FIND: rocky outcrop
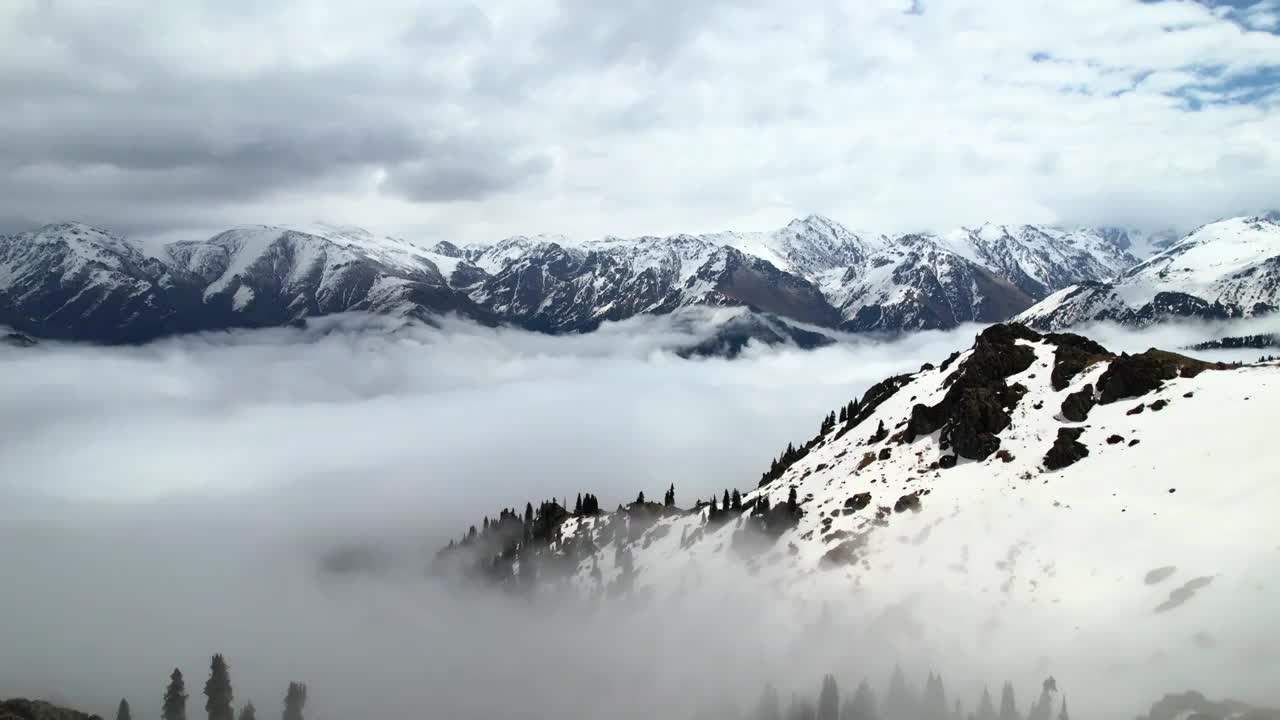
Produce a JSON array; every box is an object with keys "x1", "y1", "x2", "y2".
[
  {"x1": 1044, "y1": 427, "x2": 1089, "y2": 470},
  {"x1": 1060, "y1": 384, "x2": 1095, "y2": 422},
  {"x1": 1097, "y1": 350, "x2": 1228, "y2": 404},
  {"x1": 901, "y1": 324, "x2": 1037, "y2": 460},
  {"x1": 1045, "y1": 332, "x2": 1112, "y2": 390}
]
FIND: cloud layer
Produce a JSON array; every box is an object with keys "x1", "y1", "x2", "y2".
[
  {"x1": 1, "y1": 0, "x2": 1277, "y2": 242},
  {"x1": 2, "y1": 314, "x2": 1278, "y2": 719}
]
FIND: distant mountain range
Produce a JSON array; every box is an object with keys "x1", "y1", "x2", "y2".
[
  {"x1": 0, "y1": 214, "x2": 1272, "y2": 346},
  {"x1": 1016, "y1": 215, "x2": 1280, "y2": 330}
]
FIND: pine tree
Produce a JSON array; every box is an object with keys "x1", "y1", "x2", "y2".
[
  {"x1": 818, "y1": 674, "x2": 840, "y2": 720},
  {"x1": 204, "y1": 654, "x2": 234, "y2": 720},
  {"x1": 788, "y1": 486, "x2": 798, "y2": 510},
  {"x1": 163, "y1": 668, "x2": 188, "y2": 720},
  {"x1": 848, "y1": 679, "x2": 877, "y2": 720},
  {"x1": 885, "y1": 666, "x2": 913, "y2": 720},
  {"x1": 756, "y1": 683, "x2": 782, "y2": 720},
  {"x1": 636, "y1": 491, "x2": 645, "y2": 504},
  {"x1": 998, "y1": 682, "x2": 1020, "y2": 720},
  {"x1": 976, "y1": 687, "x2": 997, "y2": 720},
  {"x1": 731, "y1": 489, "x2": 742, "y2": 511},
  {"x1": 574, "y1": 493, "x2": 582, "y2": 515},
  {"x1": 722, "y1": 489, "x2": 730, "y2": 510},
  {"x1": 238, "y1": 704, "x2": 256, "y2": 720},
  {"x1": 282, "y1": 683, "x2": 306, "y2": 720},
  {"x1": 116, "y1": 699, "x2": 132, "y2": 720},
  {"x1": 839, "y1": 406, "x2": 848, "y2": 423},
  {"x1": 1028, "y1": 681, "x2": 1054, "y2": 720},
  {"x1": 665, "y1": 484, "x2": 676, "y2": 507}
]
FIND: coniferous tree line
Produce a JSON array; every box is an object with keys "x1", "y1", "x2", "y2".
[
  {"x1": 760, "y1": 396, "x2": 864, "y2": 488},
  {"x1": 748, "y1": 668, "x2": 1069, "y2": 720},
  {"x1": 135, "y1": 656, "x2": 306, "y2": 720}
]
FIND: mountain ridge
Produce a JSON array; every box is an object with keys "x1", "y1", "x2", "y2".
[
  {"x1": 432, "y1": 322, "x2": 1280, "y2": 709},
  {"x1": 1, "y1": 215, "x2": 1174, "y2": 344},
  {"x1": 1017, "y1": 216, "x2": 1280, "y2": 330}
]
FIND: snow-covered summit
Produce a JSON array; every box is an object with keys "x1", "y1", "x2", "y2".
[
  {"x1": 3, "y1": 214, "x2": 1267, "y2": 343},
  {"x1": 1016, "y1": 216, "x2": 1280, "y2": 330}
]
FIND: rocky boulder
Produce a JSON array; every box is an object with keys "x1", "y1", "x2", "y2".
[
  {"x1": 1044, "y1": 427, "x2": 1089, "y2": 470},
  {"x1": 1060, "y1": 383, "x2": 1096, "y2": 422}
]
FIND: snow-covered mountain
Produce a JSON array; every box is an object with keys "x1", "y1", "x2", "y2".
[
  {"x1": 1017, "y1": 217, "x2": 1280, "y2": 330},
  {"x1": 436, "y1": 323, "x2": 1280, "y2": 708},
  {"x1": 0, "y1": 215, "x2": 1177, "y2": 343}
]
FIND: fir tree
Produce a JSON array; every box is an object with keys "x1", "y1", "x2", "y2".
[
  {"x1": 636, "y1": 491, "x2": 645, "y2": 504},
  {"x1": 756, "y1": 683, "x2": 782, "y2": 720},
  {"x1": 204, "y1": 654, "x2": 234, "y2": 720},
  {"x1": 847, "y1": 679, "x2": 877, "y2": 720},
  {"x1": 998, "y1": 682, "x2": 1020, "y2": 720},
  {"x1": 238, "y1": 704, "x2": 256, "y2": 720},
  {"x1": 665, "y1": 484, "x2": 676, "y2": 507},
  {"x1": 723, "y1": 489, "x2": 730, "y2": 510},
  {"x1": 885, "y1": 666, "x2": 914, "y2": 720},
  {"x1": 839, "y1": 406, "x2": 848, "y2": 423},
  {"x1": 731, "y1": 489, "x2": 742, "y2": 511},
  {"x1": 282, "y1": 683, "x2": 306, "y2": 720},
  {"x1": 1028, "y1": 681, "x2": 1055, "y2": 720},
  {"x1": 818, "y1": 674, "x2": 840, "y2": 720},
  {"x1": 976, "y1": 687, "x2": 997, "y2": 720},
  {"x1": 116, "y1": 699, "x2": 132, "y2": 720},
  {"x1": 788, "y1": 486, "x2": 798, "y2": 510},
  {"x1": 574, "y1": 493, "x2": 582, "y2": 515},
  {"x1": 163, "y1": 668, "x2": 188, "y2": 720},
  {"x1": 923, "y1": 672, "x2": 948, "y2": 720}
]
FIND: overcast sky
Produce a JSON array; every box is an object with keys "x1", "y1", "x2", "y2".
[{"x1": 1, "y1": 0, "x2": 1279, "y2": 243}]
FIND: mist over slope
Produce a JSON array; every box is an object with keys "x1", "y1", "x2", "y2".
[{"x1": 3, "y1": 315, "x2": 1278, "y2": 720}]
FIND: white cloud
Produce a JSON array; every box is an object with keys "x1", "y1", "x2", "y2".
[
  {"x1": 1, "y1": 2, "x2": 1279, "y2": 241},
  {"x1": 2, "y1": 314, "x2": 1277, "y2": 719}
]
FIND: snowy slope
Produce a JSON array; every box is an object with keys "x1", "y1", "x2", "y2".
[
  {"x1": 1017, "y1": 217, "x2": 1280, "y2": 330},
  {"x1": 438, "y1": 324, "x2": 1280, "y2": 712}
]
